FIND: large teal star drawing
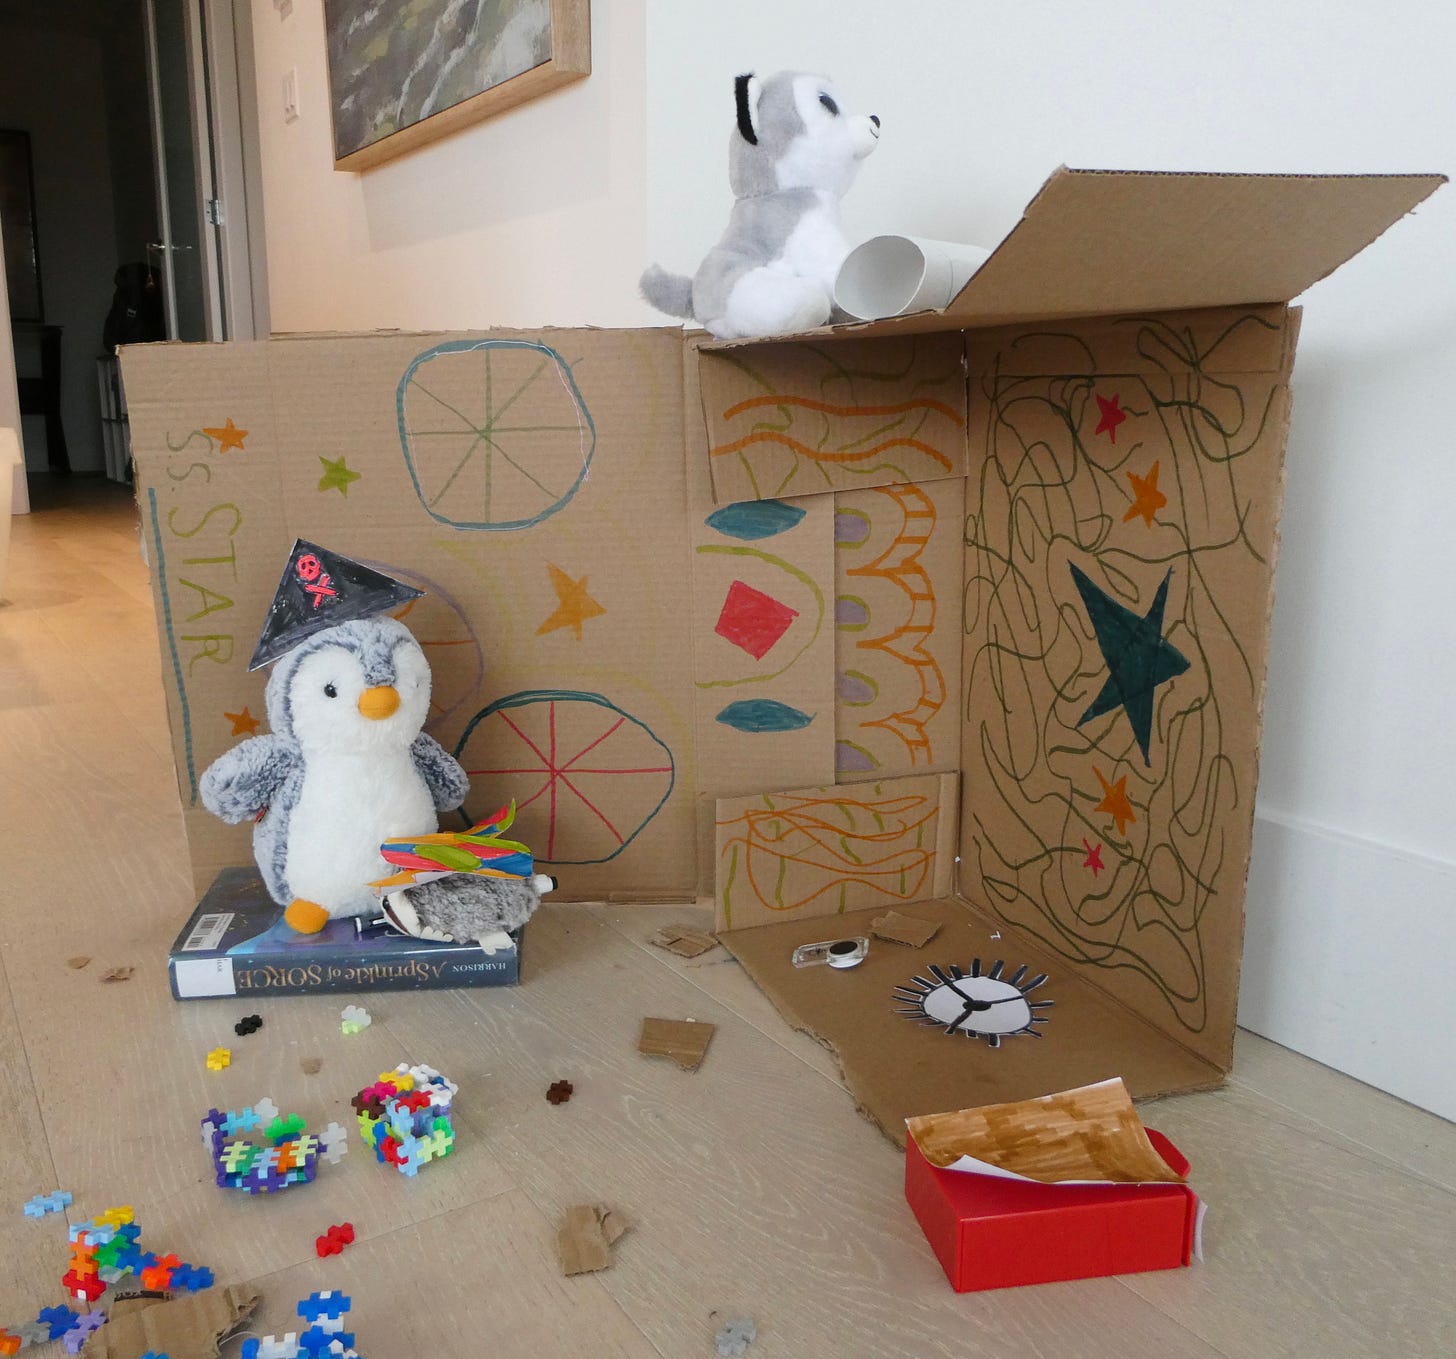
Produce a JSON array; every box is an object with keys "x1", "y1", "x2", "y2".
[
  {"x1": 318, "y1": 455, "x2": 361, "y2": 495},
  {"x1": 1070, "y1": 562, "x2": 1190, "y2": 765}
]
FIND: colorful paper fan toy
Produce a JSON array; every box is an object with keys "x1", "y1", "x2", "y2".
[{"x1": 371, "y1": 803, "x2": 533, "y2": 892}]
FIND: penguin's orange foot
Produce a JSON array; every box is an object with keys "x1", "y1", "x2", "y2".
[{"x1": 284, "y1": 898, "x2": 330, "y2": 934}]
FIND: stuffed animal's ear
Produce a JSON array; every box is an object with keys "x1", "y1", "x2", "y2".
[{"x1": 734, "y1": 73, "x2": 762, "y2": 145}]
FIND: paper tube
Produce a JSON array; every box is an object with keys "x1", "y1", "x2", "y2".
[{"x1": 835, "y1": 235, "x2": 992, "y2": 321}]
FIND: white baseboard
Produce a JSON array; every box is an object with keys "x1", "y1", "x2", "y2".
[{"x1": 1239, "y1": 809, "x2": 1456, "y2": 1121}]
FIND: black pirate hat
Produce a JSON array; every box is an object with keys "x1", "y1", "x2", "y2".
[{"x1": 248, "y1": 539, "x2": 424, "y2": 670}]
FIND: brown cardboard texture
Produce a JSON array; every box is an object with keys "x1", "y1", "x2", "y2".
[
  {"x1": 905, "y1": 1078, "x2": 1184, "y2": 1183},
  {"x1": 122, "y1": 168, "x2": 1437, "y2": 1131},
  {"x1": 93, "y1": 1285, "x2": 260, "y2": 1359}
]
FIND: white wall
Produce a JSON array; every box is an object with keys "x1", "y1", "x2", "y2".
[
  {"x1": 249, "y1": 0, "x2": 651, "y2": 331},
  {"x1": 252, "y1": 0, "x2": 1455, "y2": 1117}
]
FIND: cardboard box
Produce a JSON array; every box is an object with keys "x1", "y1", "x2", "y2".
[
  {"x1": 122, "y1": 168, "x2": 1442, "y2": 1124},
  {"x1": 167, "y1": 866, "x2": 521, "y2": 999},
  {"x1": 904, "y1": 1127, "x2": 1197, "y2": 1292}
]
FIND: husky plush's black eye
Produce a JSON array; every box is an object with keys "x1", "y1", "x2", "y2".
[
  {"x1": 324, "y1": 683, "x2": 337, "y2": 698},
  {"x1": 819, "y1": 93, "x2": 839, "y2": 116}
]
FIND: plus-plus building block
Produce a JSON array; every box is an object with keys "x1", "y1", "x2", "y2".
[
  {"x1": 38, "y1": 1308, "x2": 79, "y2": 1341},
  {"x1": 61, "y1": 1311, "x2": 106, "y2": 1354},
  {"x1": 23, "y1": 1189, "x2": 72, "y2": 1217},
  {"x1": 235, "y1": 1014, "x2": 263, "y2": 1036},
  {"x1": 0, "y1": 1328, "x2": 21, "y2": 1356},
  {"x1": 319, "y1": 1122, "x2": 349, "y2": 1165},
  {"x1": 205, "y1": 1047, "x2": 232, "y2": 1071}
]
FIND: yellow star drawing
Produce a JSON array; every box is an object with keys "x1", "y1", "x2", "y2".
[
  {"x1": 202, "y1": 417, "x2": 248, "y2": 453},
  {"x1": 318, "y1": 455, "x2": 361, "y2": 495},
  {"x1": 536, "y1": 563, "x2": 606, "y2": 640},
  {"x1": 1093, "y1": 767, "x2": 1137, "y2": 837},
  {"x1": 225, "y1": 707, "x2": 261, "y2": 736},
  {"x1": 1123, "y1": 460, "x2": 1168, "y2": 528}
]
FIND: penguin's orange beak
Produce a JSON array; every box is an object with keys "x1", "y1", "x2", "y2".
[{"x1": 358, "y1": 685, "x2": 400, "y2": 721}]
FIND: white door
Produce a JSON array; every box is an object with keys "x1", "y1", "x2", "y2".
[{"x1": 144, "y1": 0, "x2": 267, "y2": 341}]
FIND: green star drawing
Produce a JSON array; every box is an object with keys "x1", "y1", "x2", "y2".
[
  {"x1": 1070, "y1": 562, "x2": 1190, "y2": 765},
  {"x1": 318, "y1": 455, "x2": 361, "y2": 496}
]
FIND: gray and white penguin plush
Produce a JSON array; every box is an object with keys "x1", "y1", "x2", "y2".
[
  {"x1": 199, "y1": 615, "x2": 545, "y2": 942},
  {"x1": 640, "y1": 70, "x2": 879, "y2": 339}
]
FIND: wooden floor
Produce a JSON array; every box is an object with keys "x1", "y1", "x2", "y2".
[{"x1": 2, "y1": 478, "x2": 1453, "y2": 1357}]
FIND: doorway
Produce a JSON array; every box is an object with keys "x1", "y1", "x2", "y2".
[{"x1": 0, "y1": 0, "x2": 267, "y2": 508}]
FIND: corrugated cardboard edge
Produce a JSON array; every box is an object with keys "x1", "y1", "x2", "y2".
[{"x1": 93, "y1": 1284, "x2": 260, "y2": 1359}]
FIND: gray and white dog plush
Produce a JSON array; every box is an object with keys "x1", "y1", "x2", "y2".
[
  {"x1": 640, "y1": 70, "x2": 880, "y2": 339},
  {"x1": 198, "y1": 615, "x2": 544, "y2": 942}
]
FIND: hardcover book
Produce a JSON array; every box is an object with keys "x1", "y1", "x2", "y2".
[{"x1": 167, "y1": 867, "x2": 522, "y2": 1000}]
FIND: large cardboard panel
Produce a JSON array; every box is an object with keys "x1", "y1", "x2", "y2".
[
  {"x1": 714, "y1": 773, "x2": 958, "y2": 931},
  {"x1": 957, "y1": 305, "x2": 1295, "y2": 1070},
  {"x1": 703, "y1": 169, "x2": 1446, "y2": 344},
  {"x1": 683, "y1": 339, "x2": 837, "y2": 894},
  {"x1": 717, "y1": 898, "x2": 1224, "y2": 1145},
  {"x1": 833, "y1": 477, "x2": 965, "y2": 781},
  {"x1": 124, "y1": 328, "x2": 700, "y2": 901},
  {"x1": 697, "y1": 334, "x2": 966, "y2": 503}
]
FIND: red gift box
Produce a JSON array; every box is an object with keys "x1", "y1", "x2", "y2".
[{"x1": 905, "y1": 1127, "x2": 1199, "y2": 1292}]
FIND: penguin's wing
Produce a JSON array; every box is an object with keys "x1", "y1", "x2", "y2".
[
  {"x1": 410, "y1": 732, "x2": 470, "y2": 812},
  {"x1": 199, "y1": 735, "x2": 302, "y2": 824}
]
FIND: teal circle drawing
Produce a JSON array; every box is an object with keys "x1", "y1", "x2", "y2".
[
  {"x1": 397, "y1": 339, "x2": 595, "y2": 531},
  {"x1": 454, "y1": 690, "x2": 675, "y2": 865}
]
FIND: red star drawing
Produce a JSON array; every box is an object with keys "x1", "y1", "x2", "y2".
[
  {"x1": 1082, "y1": 838, "x2": 1105, "y2": 876},
  {"x1": 1094, "y1": 393, "x2": 1127, "y2": 443}
]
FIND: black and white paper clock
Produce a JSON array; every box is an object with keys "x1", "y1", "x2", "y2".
[{"x1": 894, "y1": 960, "x2": 1052, "y2": 1048}]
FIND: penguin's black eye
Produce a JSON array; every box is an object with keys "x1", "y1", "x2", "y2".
[
  {"x1": 819, "y1": 93, "x2": 839, "y2": 116},
  {"x1": 324, "y1": 683, "x2": 338, "y2": 698}
]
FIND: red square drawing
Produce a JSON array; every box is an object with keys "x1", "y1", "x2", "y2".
[{"x1": 714, "y1": 580, "x2": 799, "y2": 660}]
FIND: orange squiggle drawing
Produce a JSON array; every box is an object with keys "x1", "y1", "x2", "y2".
[
  {"x1": 708, "y1": 431, "x2": 954, "y2": 470},
  {"x1": 847, "y1": 485, "x2": 947, "y2": 764},
  {"x1": 718, "y1": 789, "x2": 940, "y2": 916},
  {"x1": 721, "y1": 394, "x2": 967, "y2": 424}
]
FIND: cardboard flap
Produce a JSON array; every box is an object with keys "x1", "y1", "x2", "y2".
[
  {"x1": 935, "y1": 167, "x2": 1444, "y2": 325},
  {"x1": 704, "y1": 167, "x2": 1444, "y2": 344}
]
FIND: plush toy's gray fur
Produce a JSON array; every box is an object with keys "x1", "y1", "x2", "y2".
[
  {"x1": 199, "y1": 617, "x2": 466, "y2": 909},
  {"x1": 640, "y1": 70, "x2": 879, "y2": 339},
  {"x1": 384, "y1": 874, "x2": 544, "y2": 943}
]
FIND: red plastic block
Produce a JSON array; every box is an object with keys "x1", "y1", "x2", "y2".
[{"x1": 905, "y1": 1128, "x2": 1198, "y2": 1292}]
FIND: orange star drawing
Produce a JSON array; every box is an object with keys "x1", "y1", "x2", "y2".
[
  {"x1": 536, "y1": 564, "x2": 606, "y2": 640},
  {"x1": 1093, "y1": 767, "x2": 1137, "y2": 837},
  {"x1": 225, "y1": 707, "x2": 261, "y2": 736},
  {"x1": 203, "y1": 418, "x2": 248, "y2": 453},
  {"x1": 1093, "y1": 393, "x2": 1127, "y2": 443},
  {"x1": 1123, "y1": 460, "x2": 1168, "y2": 529}
]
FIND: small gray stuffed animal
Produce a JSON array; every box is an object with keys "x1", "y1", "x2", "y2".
[{"x1": 640, "y1": 70, "x2": 879, "y2": 339}]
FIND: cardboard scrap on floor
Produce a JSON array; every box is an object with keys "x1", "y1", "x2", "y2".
[
  {"x1": 91, "y1": 1285, "x2": 259, "y2": 1359},
  {"x1": 638, "y1": 1017, "x2": 716, "y2": 1072},
  {"x1": 67, "y1": 956, "x2": 90, "y2": 970},
  {"x1": 905, "y1": 1077, "x2": 1185, "y2": 1184},
  {"x1": 101, "y1": 966, "x2": 135, "y2": 983},
  {"x1": 300, "y1": 1056, "x2": 322, "y2": 1075},
  {"x1": 556, "y1": 1204, "x2": 629, "y2": 1276},
  {"x1": 869, "y1": 910, "x2": 942, "y2": 948},
  {"x1": 649, "y1": 924, "x2": 719, "y2": 958}
]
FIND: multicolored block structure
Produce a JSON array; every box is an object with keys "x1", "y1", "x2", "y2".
[
  {"x1": 61, "y1": 1206, "x2": 213, "y2": 1303},
  {"x1": 203, "y1": 1104, "x2": 320, "y2": 1194},
  {"x1": 351, "y1": 1064, "x2": 457, "y2": 1177},
  {"x1": 241, "y1": 1290, "x2": 360, "y2": 1359}
]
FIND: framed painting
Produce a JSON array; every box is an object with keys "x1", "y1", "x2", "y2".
[
  {"x1": 324, "y1": 0, "x2": 591, "y2": 172},
  {"x1": 0, "y1": 129, "x2": 43, "y2": 322}
]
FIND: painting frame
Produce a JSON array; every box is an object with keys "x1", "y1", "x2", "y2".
[{"x1": 325, "y1": 0, "x2": 591, "y2": 173}]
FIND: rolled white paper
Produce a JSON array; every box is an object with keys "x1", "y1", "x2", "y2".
[{"x1": 834, "y1": 235, "x2": 992, "y2": 321}]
